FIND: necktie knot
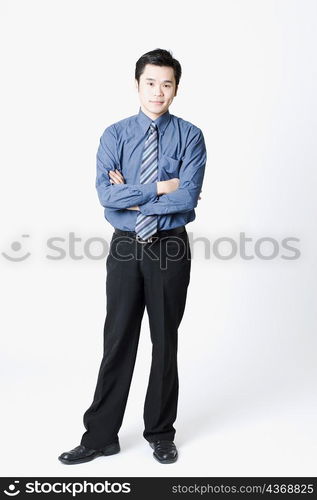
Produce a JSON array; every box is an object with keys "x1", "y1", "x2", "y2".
[{"x1": 149, "y1": 122, "x2": 157, "y2": 135}]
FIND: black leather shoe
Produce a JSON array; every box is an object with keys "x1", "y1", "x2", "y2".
[
  {"x1": 149, "y1": 440, "x2": 178, "y2": 464},
  {"x1": 58, "y1": 442, "x2": 120, "y2": 465}
]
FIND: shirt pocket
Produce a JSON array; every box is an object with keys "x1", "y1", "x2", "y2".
[{"x1": 160, "y1": 155, "x2": 182, "y2": 177}]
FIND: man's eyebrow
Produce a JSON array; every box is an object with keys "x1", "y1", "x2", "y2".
[{"x1": 145, "y1": 78, "x2": 173, "y2": 83}]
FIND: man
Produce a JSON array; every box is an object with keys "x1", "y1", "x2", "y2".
[{"x1": 59, "y1": 48, "x2": 206, "y2": 465}]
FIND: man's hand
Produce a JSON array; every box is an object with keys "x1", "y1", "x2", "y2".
[
  {"x1": 127, "y1": 179, "x2": 185, "y2": 210},
  {"x1": 109, "y1": 169, "x2": 125, "y2": 184},
  {"x1": 127, "y1": 178, "x2": 182, "y2": 210},
  {"x1": 156, "y1": 178, "x2": 180, "y2": 195}
]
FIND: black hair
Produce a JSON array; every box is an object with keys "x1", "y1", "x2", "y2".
[{"x1": 135, "y1": 48, "x2": 182, "y2": 87}]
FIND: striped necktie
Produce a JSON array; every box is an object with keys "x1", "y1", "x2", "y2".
[{"x1": 135, "y1": 122, "x2": 158, "y2": 240}]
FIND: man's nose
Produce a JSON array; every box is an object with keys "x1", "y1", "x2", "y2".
[{"x1": 154, "y1": 86, "x2": 163, "y2": 95}]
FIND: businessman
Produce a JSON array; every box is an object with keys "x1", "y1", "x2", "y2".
[{"x1": 59, "y1": 48, "x2": 206, "y2": 465}]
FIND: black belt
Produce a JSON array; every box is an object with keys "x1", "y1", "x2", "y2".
[{"x1": 114, "y1": 225, "x2": 186, "y2": 243}]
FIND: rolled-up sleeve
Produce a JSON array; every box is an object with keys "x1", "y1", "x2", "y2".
[
  {"x1": 96, "y1": 125, "x2": 158, "y2": 209},
  {"x1": 138, "y1": 128, "x2": 207, "y2": 215}
]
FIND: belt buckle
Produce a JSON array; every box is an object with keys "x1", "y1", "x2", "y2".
[{"x1": 136, "y1": 235, "x2": 153, "y2": 244}]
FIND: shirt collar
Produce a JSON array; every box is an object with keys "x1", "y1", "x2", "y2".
[{"x1": 137, "y1": 107, "x2": 171, "y2": 135}]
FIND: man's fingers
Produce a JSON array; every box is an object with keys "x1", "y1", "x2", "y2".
[
  {"x1": 109, "y1": 169, "x2": 124, "y2": 184},
  {"x1": 109, "y1": 171, "x2": 122, "y2": 180},
  {"x1": 109, "y1": 169, "x2": 122, "y2": 175},
  {"x1": 115, "y1": 169, "x2": 124, "y2": 179}
]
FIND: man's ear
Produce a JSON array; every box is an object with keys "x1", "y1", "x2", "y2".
[
  {"x1": 174, "y1": 85, "x2": 178, "y2": 97},
  {"x1": 135, "y1": 79, "x2": 139, "y2": 91}
]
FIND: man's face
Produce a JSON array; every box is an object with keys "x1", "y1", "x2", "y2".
[{"x1": 135, "y1": 64, "x2": 178, "y2": 119}]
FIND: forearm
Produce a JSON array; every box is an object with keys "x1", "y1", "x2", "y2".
[
  {"x1": 138, "y1": 186, "x2": 199, "y2": 215},
  {"x1": 96, "y1": 125, "x2": 158, "y2": 210},
  {"x1": 126, "y1": 179, "x2": 179, "y2": 211},
  {"x1": 96, "y1": 180, "x2": 158, "y2": 209},
  {"x1": 138, "y1": 129, "x2": 207, "y2": 215}
]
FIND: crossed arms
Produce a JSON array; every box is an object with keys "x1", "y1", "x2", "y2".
[
  {"x1": 96, "y1": 125, "x2": 206, "y2": 215},
  {"x1": 109, "y1": 170, "x2": 181, "y2": 211}
]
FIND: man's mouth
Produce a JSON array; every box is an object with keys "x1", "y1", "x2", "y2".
[{"x1": 150, "y1": 101, "x2": 164, "y2": 104}]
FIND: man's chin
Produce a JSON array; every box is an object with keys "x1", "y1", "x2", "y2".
[{"x1": 149, "y1": 105, "x2": 168, "y2": 115}]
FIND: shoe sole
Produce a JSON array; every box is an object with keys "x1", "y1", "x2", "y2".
[
  {"x1": 152, "y1": 453, "x2": 178, "y2": 464},
  {"x1": 58, "y1": 443, "x2": 120, "y2": 465},
  {"x1": 149, "y1": 442, "x2": 178, "y2": 464}
]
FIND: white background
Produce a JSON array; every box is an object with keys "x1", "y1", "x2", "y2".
[{"x1": 1, "y1": 0, "x2": 316, "y2": 477}]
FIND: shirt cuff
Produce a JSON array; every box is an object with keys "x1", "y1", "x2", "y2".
[
  {"x1": 138, "y1": 199, "x2": 159, "y2": 215},
  {"x1": 140, "y1": 182, "x2": 158, "y2": 204}
]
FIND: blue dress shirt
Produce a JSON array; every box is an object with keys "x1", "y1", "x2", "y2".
[{"x1": 96, "y1": 107, "x2": 207, "y2": 231}]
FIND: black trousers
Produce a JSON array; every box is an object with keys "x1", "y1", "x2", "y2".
[{"x1": 80, "y1": 227, "x2": 191, "y2": 449}]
